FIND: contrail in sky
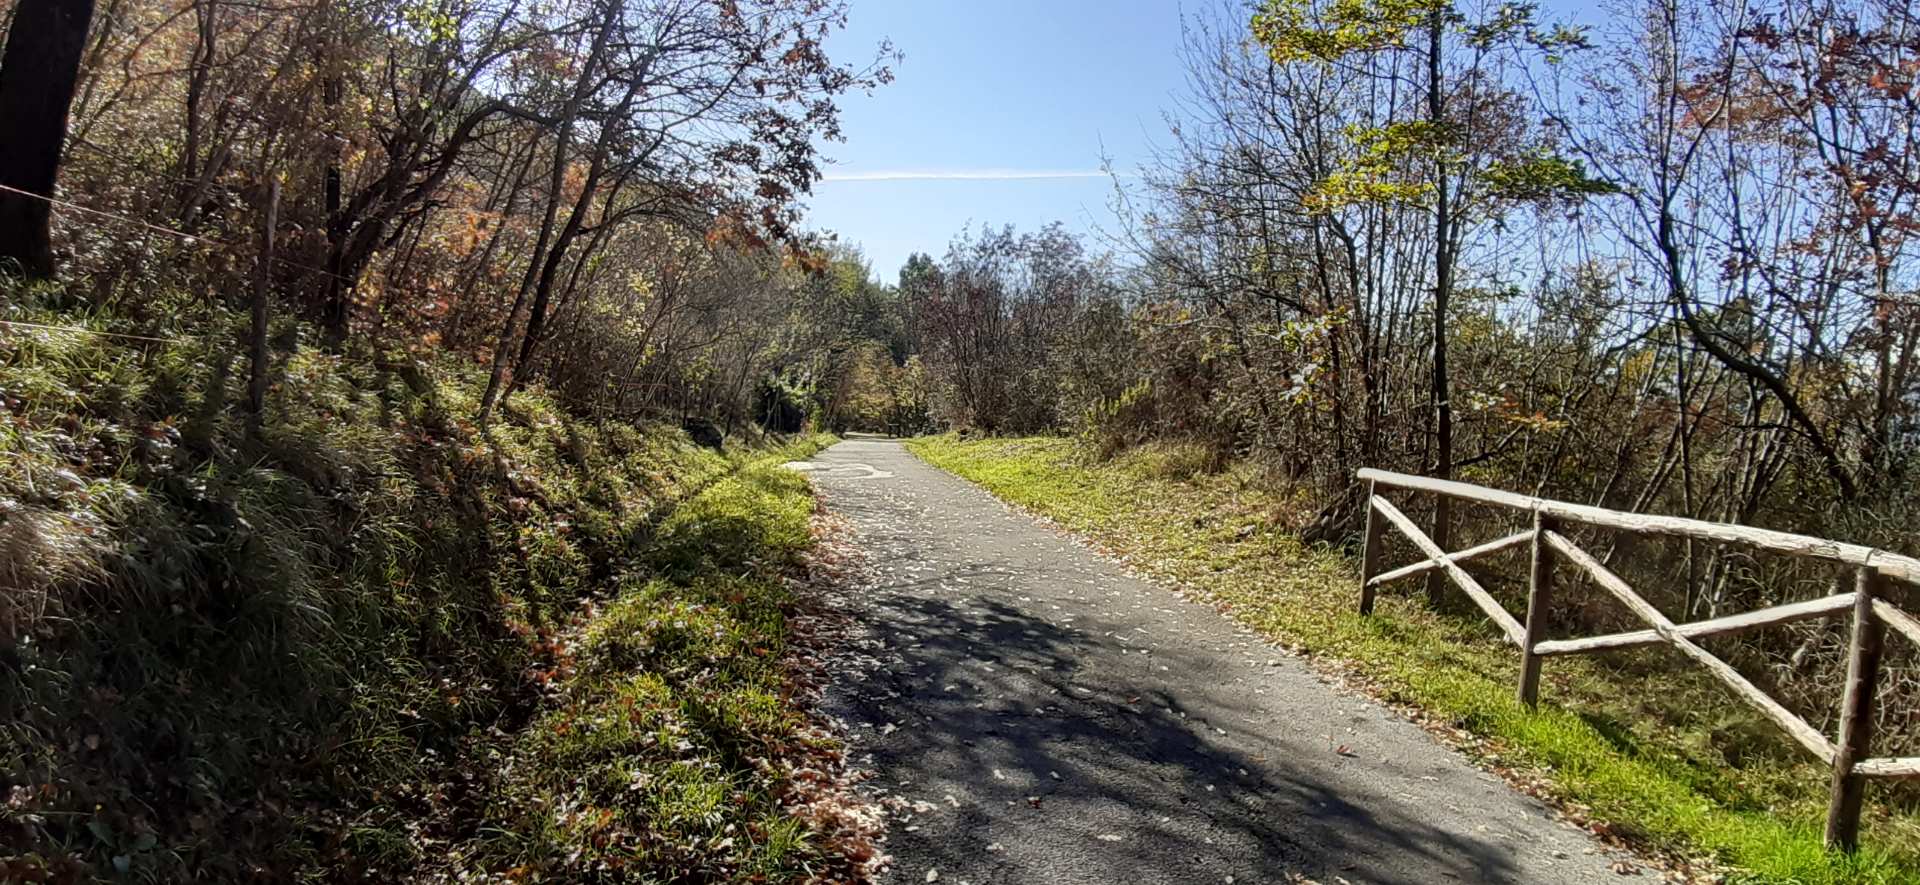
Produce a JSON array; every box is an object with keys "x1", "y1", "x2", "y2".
[{"x1": 820, "y1": 169, "x2": 1120, "y2": 182}]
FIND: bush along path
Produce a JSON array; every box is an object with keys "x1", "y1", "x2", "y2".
[
  {"x1": 804, "y1": 437, "x2": 1634, "y2": 885},
  {"x1": 900, "y1": 435, "x2": 1920, "y2": 885}
]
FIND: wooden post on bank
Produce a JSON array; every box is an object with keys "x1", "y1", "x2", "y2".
[
  {"x1": 1516, "y1": 512, "x2": 1556, "y2": 709},
  {"x1": 1826, "y1": 565, "x2": 1886, "y2": 851},
  {"x1": 247, "y1": 178, "x2": 279, "y2": 438},
  {"x1": 1358, "y1": 480, "x2": 1383, "y2": 615}
]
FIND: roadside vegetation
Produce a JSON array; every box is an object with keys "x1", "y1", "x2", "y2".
[
  {"x1": 432, "y1": 443, "x2": 882, "y2": 880},
  {"x1": 0, "y1": 0, "x2": 914, "y2": 875},
  {"x1": 909, "y1": 435, "x2": 1918, "y2": 885},
  {"x1": 0, "y1": 284, "x2": 866, "y2": 879}
]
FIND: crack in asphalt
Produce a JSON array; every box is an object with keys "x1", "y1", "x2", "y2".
[{"x1": 808, "y1": 437, "x2": 1627, "y2": 885}]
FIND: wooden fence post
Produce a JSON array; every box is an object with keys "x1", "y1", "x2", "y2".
[
  {"x1": 1359, "y1": 480, "x2": 1383, "y2": 615},
  {"x1": 1426, "y1": 495, "x2": 1451, "y2": 610},
  {"x1": 1826, "y1": 565, "x2": 1886, "y2": 852},
  {"x1": 247, "y1": 178, "x2": 279, "y2": 437},
  {"x1": 1517, "y1": 512, "x2": 1556, "y2": 708}
]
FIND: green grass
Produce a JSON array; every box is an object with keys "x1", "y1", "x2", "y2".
[
  {"x1": 450, "y1": 442, "x2": 872, "y2": 881},
  {"x1": 0, "y1": 290, "x2": 846, "y2": 881},
  {"x1": 906, "y1": 434, "x2": 1919, "y2": 885}
]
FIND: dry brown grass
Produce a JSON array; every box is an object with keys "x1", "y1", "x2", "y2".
[{"x1": 0, "y1": 497, "x2": 107, "y2": 640}]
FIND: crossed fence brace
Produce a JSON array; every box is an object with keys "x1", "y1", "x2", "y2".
[{"x1": 1355, "y1": 468, "x2": 1920, "y2": 852}]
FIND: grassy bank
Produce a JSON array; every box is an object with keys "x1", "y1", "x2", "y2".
[
  {"x1": 0, "y1": 293, "x2": 849, "y2": 881},
  {"x1": 906, "y1": 434, "x2": 1918, "y2": 885},
  {"x1": 436, "y1": 443, "x2": 882, "y2": 880}
]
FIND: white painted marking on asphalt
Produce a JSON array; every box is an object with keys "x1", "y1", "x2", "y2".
[{"x1": 782, "y1": 460, "x2": 895, "y2": 479}]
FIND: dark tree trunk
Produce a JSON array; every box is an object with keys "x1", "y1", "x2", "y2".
[
  {"x1": 179, "y1": 0, "x2": 217, "y2": 206},
  {"x1": 0, "y1": 0, "x2": 97, "y2": 277},
  {"x1": 475, "y1": 0, "x2": 622, "y2": 426},
  {"x1": 1423, "y1": 6, "x2": 1455, "y2": 608},
  {"x1": 319, "y1": 24, "x2": 346, "y2": 342},
  {"x1": 506, "y1": 84, "x2": 640, "y2": 396}
]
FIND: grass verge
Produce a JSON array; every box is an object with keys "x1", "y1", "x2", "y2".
[
  {"x1": 905, "y1": 434, "x2": 1918, "y2": 885},
  {"x1": 0, "y1": 290, "x2": 850, "y2": 881},
  {"x1": 437, "y1": 440, "x2": 886, "y2": 881}
]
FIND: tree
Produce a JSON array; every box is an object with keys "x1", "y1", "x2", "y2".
[
  {"x1": 1252, "y1": 0, "x2": 1604, "y2": 604},
  {"x1": 1538, "y1": 0, "x2": 1874, "y2": 505},
  {"x1": 314, "y1": 0, "x2": 560, "y2": 344},
  {"x1": 0, "y1": 0, "x2": 97, "y2": 276},
  {"x1": 475, "y1": 0, "x2": 891, "y2": 424},
  {"x1": 914, "y1": 224, "x2": 1116, "y2": 433},
  {"x1": 1742, "y1": 0, "x2": 1920, "y2": 490}
]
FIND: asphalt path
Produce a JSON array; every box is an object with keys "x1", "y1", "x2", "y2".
[{"x1": 800, "y1": 437, "x2": 1628, "y2": 885}]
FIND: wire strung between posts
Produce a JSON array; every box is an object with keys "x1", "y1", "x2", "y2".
[{"x1": 0, "y1": 182, "x2": 361, "y2": 286}]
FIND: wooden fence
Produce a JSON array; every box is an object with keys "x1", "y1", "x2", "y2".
[{"x1": 1355, "y1": 468, "x2": 1920, "y2": 851}]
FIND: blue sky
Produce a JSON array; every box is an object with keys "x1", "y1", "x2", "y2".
[
  {"x1": 804, "y1": 1, "x2": 1190, "y2": 282},
  {"x1": 801, "y1": 1, "x2": 1612, "y2": 283}
]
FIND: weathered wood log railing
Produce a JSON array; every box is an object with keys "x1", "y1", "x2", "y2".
[{"x1": 1355, "y1": 468, "x2": 1920, "y2": 852}]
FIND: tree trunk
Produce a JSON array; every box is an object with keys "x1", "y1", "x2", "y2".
[
  {"x1": 509, "y1": 173, "x2": 600, "y2": 389},
  {"x1": 319, "y1": 17, "x2": 347, "y2": 343},
  {"x1": 1422, "y1": 5, "x2": 1455, "y2": 608},
  {"x1": 475, "y1": 0, "x2": 622, "y2": 425},
  {"x1": 179, "y1": 0, "x2": 217, "y2": 210},
  {"x1": 507, "y1": 83, "x2": 641, "y2": 397},
  {"x1": 0, "y1": 0, "x2": 97, "y2": 277},
  {"x1": 478, "y1": 127, "x2": 572, "y2": 425}
]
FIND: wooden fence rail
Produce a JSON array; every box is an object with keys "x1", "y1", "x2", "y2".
[{"x1": 1354, "y1": 468, "x2": 1920, "y2": 853}]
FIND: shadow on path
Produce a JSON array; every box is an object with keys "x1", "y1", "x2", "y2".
[{"x1": 812, "y1": 438, "x2": 1615, "y2": 885}]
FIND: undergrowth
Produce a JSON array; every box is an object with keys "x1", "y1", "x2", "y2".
[
  {"x1": 0, "y1": 289, "x2": 842, "y2": 882},
  {"x1": 906, "y1": 434, "x2": 1920, "y2": 885},
  {"x1": 432, "y1": 444, "x2": 876, "y2": 882}
]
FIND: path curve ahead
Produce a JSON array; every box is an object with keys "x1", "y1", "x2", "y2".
[{"x1": 808, "y1": 437, "x2": 1626, "y2": 885}]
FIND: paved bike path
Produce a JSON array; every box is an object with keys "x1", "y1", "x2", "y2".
[{"x1": 803, "y1": 437, "x2": 1626, "y2": 884}]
